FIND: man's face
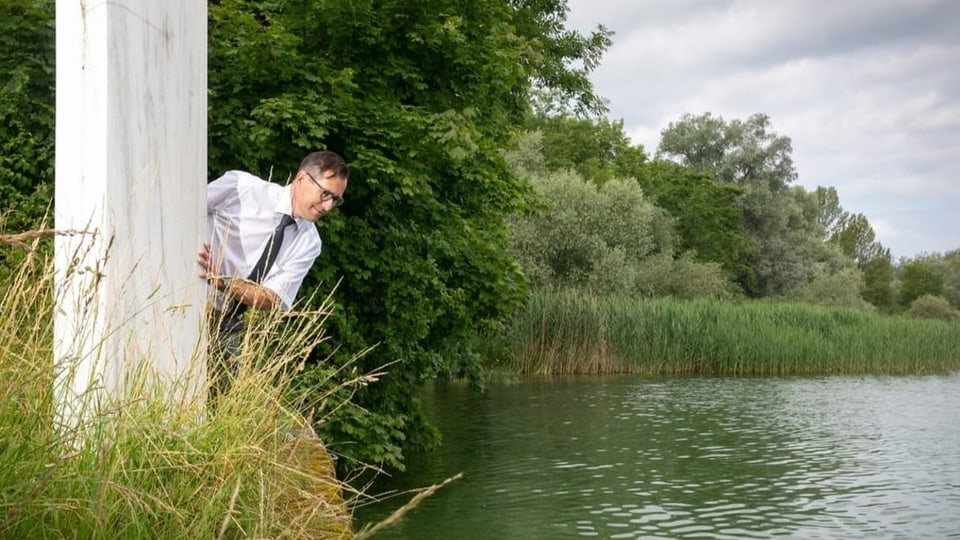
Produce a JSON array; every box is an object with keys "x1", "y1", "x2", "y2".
[{"x1": 292, "y1": 168, "x2": 347, "y2": 222}]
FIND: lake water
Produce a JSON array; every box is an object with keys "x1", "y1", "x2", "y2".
[{"x1": 355, "y1": 374, "x2": 960, "y2": 539}]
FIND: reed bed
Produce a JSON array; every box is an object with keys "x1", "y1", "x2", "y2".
[
  {"x1": 0, "y1": 239, "x2": 364, "y2": 539},
  {"x1": 503, "y1": 291, "x2": 960, "y2": 375}
]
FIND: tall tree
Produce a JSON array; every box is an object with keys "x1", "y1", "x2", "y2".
[
  {"x1": 639, "y1": 160, "x2": 752, "y2": 288},
  {"x1": 803, "y1": 186, "x2": 894, "y2": 309},
  {"x1": 898, "y1": 259, "x2": 944, "y2": 307},
  {"x1": 657, "y1": 112, "x2": 796, "y2": 191},
  {"x1": 656, "y1": 113, "x2": 809, "y2": 296},
  {"x1": 861, "y1": 248, "x2": 895, "y2": 311},
  {"x1": 208, "y1": 0, "x2": 612, "y2": 470},
  {"x1": 811, "y1": 186, "x2": 845, "y2": 239},
  {"x1": 930, "y1": 249, "x2": 960, "y2": 309},
  {"x1": 526, "y1": 114, "x2": 646, "y2": 184},
  {"x1": 830, "y1": 213, "x2": 883, "y2": 266}
]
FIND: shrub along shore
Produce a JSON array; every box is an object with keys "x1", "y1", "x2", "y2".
[{"x1": 496, "y1": 291, "x2": 960, "y2": 376}]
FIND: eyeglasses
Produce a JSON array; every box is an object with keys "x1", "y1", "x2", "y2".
[{"x1": 304, "y1": 170, "x2": 345, "y2": 207}]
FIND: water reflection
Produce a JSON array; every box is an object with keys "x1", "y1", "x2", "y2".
[{"x1": 356, "y1": 375, "x2": 960, "y2": 539}]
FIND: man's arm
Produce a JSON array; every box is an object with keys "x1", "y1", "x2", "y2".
[{"x1": 197, "y1": 241, "x2": 282, "y2": 310}]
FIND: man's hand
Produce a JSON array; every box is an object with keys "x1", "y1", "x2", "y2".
[
  {"x1": 197, "y1": 241, "x2": 281, "y2": 310},
  {"x1": 197, "y1": 241, "x2": 223, "y2": 289}
]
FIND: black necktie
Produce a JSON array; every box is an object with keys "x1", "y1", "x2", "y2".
[
  {"x1": 247, "y1": 214, "x2": 296, "y2": 283},
  {"x1": 218, "y1": 214, "x2": 296, "y2": 337}
]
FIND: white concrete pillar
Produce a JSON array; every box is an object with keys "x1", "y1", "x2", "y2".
[{"x1": 54, "y1": 0, "x2": 207, "y2": 420}]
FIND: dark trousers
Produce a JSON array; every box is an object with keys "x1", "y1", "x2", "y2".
[{"x1": 208, "y1": 309, "x2": 244, "y2": 402}]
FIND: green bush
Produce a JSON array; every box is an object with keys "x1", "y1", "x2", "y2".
[
  {"x1": 634, "y1": 252, "x2": 735, "y2": 300},
  {"x1": 508, "y1": 168, "x2": 733, "y2": 300},
  {"x1": 509, "y1": 169, "x2": 662, "y2": 294},
  {"x1": 783, "y1": 265, "x2": 874, "y2": 310},
  {"x1": 906, "y1": 294, "x2": 960, "y2": 321}
]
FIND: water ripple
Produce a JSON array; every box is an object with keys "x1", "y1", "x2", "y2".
[{"x1": 359, "y1": 374, "x2": 960, "y2": 540}]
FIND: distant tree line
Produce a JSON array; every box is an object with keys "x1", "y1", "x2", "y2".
[{"x1": 510, "y1": 111, "x2": 960, "y2": 319}]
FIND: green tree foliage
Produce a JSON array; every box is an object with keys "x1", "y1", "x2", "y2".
[
  {"x1": 657, "y1": 113, "x2": 810, "y2": 297},
  {"x1": 830, "y1": 213, "x2": 884, "y2": 265},
  {"x1": 811, "y1": 186, "x2": 845, "y2": 238},
  {"x1": 505, "y1": 134, "x2": 731, "y2": 300},
  {"x1": 208, "y1": 0, "x2": 612, "y2": 470},
  {"x1": 632, "y1": 252, "x2": 734, "y2": 300},
  {"x1": 0, "y1": 0, "x2": 55, "y2": 279},
  {"x1": 806, "y1": 186, "x2": 887, "y2": 265},
  {"x1": 781, "y1": 186, "x2": 874, "y2": 309},
  {"x1": 507, "y1": 169, "x2": 665, "y2": 294},
  {"x1": 923, "y1": 249, "x2": 960, "y2": 310},
  {"x1": 898, "y1": 259, "x2": 944, "y2": 307},
  {"x1": 0, "y1": 0, "x2": 55, "y2": 226},
  {"x1": 783, "y1": 266, "x2": 872, "y2": 310},
  {"x1": 802, "y1": 186, "x2": 894, "y2": 310},
  {"x1": 519, "y1": 114, "x2": 751, "y2": 293},
  {"x1": 653, "y1": 113, "x2": 886, "y2": 307},
  {"x1": 525, "y1": 114, "x2": 646, "y2": 183},
  {"x1": 638, "y1": 160, "x2": 752, "y2": 288},
  {"x1": 860, "y1": 249, "x2": 896, "y2": 312},
  {"x1": 769, "y1": 187, "x2": 871, "y2": 305},
  {"x1": 657, "y1": 112, "x2": 796, "y2": 191}
]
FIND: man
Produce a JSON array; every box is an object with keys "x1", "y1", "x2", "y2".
[{"x1": 197, "y1": 150, "x2": 348, "y2": 398}]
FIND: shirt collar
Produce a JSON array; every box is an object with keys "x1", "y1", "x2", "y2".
[{"x1": 275, "y1": 184, "x2": 301, "y2": 225}]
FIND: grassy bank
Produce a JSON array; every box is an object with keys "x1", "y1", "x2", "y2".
[
  {"x1": 497, "y1": 291, "x2": 960, "y2": 375},
  {"x1": 0, "y1": 241, "x2": 358, "y2": 538}
]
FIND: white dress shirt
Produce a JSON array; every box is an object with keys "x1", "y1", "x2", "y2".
[{"x1": 206, "y1": 170, "x2": 321, "y2": 311}]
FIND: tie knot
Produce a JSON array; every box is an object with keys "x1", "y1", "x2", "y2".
[{"x1": 279, "y1": 214, "x2": 295, "y2": 229}]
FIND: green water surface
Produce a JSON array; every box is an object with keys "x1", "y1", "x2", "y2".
[{"x1": 356, "y1": 374, "x2": 960, "y2": 539}]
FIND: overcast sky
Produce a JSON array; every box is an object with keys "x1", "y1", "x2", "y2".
[{"x1": 564, "y1": 0, "x2": 960, "y2": 259}]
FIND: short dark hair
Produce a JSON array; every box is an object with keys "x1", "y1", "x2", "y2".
[{"x1": 299, "y1": 150, "x2": 348, "y2": 180}]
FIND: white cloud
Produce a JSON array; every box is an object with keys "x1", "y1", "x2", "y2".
[{"x1": 566, "y1": 0, "x2": 960, "y2": 257}]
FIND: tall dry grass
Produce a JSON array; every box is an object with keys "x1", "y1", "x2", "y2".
[
  {"x1": 501, "y1": 290, "x2": 960, "y2": 375},
  {"x1": 0, "y1": 232, "x2": 371, "y2": 539}
]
